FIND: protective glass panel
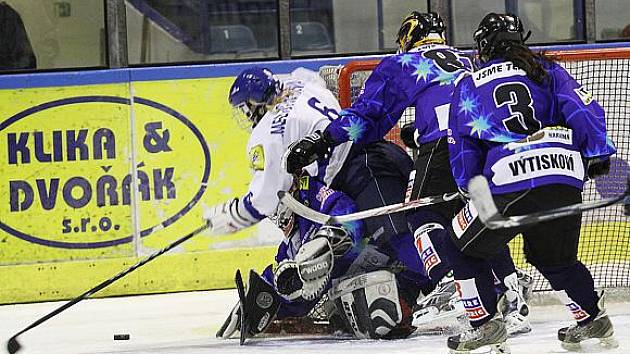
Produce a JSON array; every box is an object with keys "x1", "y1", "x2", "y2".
[
  {"x1": 126, "y1": 0, "x2": 279, "y2": 64},
  {"x1": 0, "y1": 0, "x2": 106, "y2": 72},
  {"x1": 450, "y1": 0, "x2": 504, "y2": 47},
  {"x1": 595, "y1": 0, "x2": 630, "y2": 41},
  {"x1": 517, "y1": 0, "x2": 579, "y2": 43},
  {"x1": 294, "y1": 0, "x2": 428, "y2": 56},
  {"x1": 451, "y1": 0, "x2": 579, "y2": 47}
]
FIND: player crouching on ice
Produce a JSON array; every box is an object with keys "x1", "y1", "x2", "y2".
[{"x1": 216, "y1": 174, "x2": 442, "y2": 340}]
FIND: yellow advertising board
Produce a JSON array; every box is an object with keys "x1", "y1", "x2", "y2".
[{"x1": 0, "y1": 78, "x2": 277, "y2": 304}]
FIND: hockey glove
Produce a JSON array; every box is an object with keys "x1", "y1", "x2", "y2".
[
  {"x1": 203, "y1": 198, "x2": 255, "y2": 235},
  {"x1": 273, "y1": 260, "x2": 303, "y2": 301},
  {"x1": 587, "y1": 157, "x2": 611, "y2": 179},
  {"x1": 283, "y1": 130, "x2": 333, "y2": 174},
  {"x1": 400, "y1": 122, "x2": 417, "y2": 149}
]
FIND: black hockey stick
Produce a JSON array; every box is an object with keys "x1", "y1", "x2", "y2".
[
  {"x1": 278, "y1": 190, "x2": 460, "y2": 224},
  {"x1": 6, "y1": 222, "x2": 210, "y2": 354},
  {"x1": 234, "y1": 269, "x2": 248, "y2": 345},
  {"x1": 468, "y1": 175, "x2": 630, "y2": 230}
]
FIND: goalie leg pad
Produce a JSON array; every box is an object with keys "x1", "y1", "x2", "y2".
[
  {"x1": 242, "y1": 270, "x2": 281, "y2": 336},
  {"x1": 328, "y1": 270, "x2": 405, "y2": 339}
]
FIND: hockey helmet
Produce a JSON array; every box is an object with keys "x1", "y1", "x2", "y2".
[
  {"x1": 396, "y1": 11, "x2": 446, "y2": 53},
  {"x1": 228, "y1": 67, "x2": 281, "y2": 129},
  {"x1": 474, "y1": 13, "x2": 530, "y2": 63},
  {"x1": 270, "y1": 198, "x2": 296, "y2": 238}
]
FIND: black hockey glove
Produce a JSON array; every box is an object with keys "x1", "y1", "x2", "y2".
[
  {"x1": 587, "y1": 157, "x2": 611, "y2": 179},
  {"x1": 400, "y1": 122, "x2": 417, "y2": 149},
  {"x1": 283, "y1": 130, "x2": 333, "y2": 174}
]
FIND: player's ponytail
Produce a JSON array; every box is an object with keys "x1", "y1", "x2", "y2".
[{"x1": 495, "y1": 41, "x2": 550, "y2": 85}]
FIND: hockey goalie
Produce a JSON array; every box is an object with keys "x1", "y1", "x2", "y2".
[{"x1": 215, "y1": 174, "x2": 464, "y2": 341}]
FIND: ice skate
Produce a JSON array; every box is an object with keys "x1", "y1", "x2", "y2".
[
  {"x1": 558, "y1": 293, "x2": 618, "y2": 351},
  {"x1": 498, "y1": 289, "x2": 531, "y2": 336},
  {"x1": 412, "y1": 274, "x2": 464, "y2": 326},
  {"x1": 447, "y1": 314, "x2": 510, "y2": 354}
]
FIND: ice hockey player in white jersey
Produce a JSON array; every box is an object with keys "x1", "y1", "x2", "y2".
[
  {"x1": 203, "y1": 67, "x2": 350, "y2": 233},
  {"x1": 204, "y1": 66, "x2": 414, "y2": 247}
]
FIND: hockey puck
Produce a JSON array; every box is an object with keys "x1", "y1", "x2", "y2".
[{"x1": 114, "y1": 334, "x2": 130, "y2": 340}]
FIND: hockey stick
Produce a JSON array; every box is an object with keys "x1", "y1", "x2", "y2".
[
  {"x1": 468, "y1": 175, "x2": 630, "y2": 230},
  {"x1": 234, "y1": 269, "x2": 248, "y2": 345},
  {"x1": 6, "y1": 222, "x2": 210, "y2": 354},
  {"x1": 278, "y1": 190, "x2": 460, "y2": 224}
]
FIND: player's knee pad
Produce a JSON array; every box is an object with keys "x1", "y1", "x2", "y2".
[
  {"x1": 413, "y1": 222, "x2": 447, "y2": 278},
  {"x1": 328, "y1": 270, "x2": 411, "y2": 339}
]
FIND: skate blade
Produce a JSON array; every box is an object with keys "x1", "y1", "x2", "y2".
[
  {"x1": 413, "y1": 306, "x2": 465, "y2": 326},
  {"x1": 506, "y1": 321, "x2": 532, "y2": 337},
  {"x1": 560, "y1": 335, "x2": 619, "y2": 352},
  {"x1": 449, "y1": 342, "x2": 511, "y2": 354}
]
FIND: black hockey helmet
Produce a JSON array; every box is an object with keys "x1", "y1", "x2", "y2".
[
  {"x1": 473, "y1": 13, "x2": 531, "y2": 63},
  {"x1": 396, "y1": 11, "x2": 446, "y2": 53}
]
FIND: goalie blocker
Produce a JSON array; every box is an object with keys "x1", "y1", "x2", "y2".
[{"x1": 216, "y1": 269, "x2": 281, "y2": 342}]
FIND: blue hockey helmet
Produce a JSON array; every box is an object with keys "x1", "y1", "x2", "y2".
[
  {"x1": 396, "y1": 12, "x2": 446, "y2": 53},
  {"x1": 228, "y1": 67, "x2": 281, "y2": 129},
  {"x1": 474, "y1": 13, "x2": 530, "y2": 63}
]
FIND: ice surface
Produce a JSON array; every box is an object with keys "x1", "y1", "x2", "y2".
[{"x1": 1, "y1": 289, "x2": 628, "y2": 354}]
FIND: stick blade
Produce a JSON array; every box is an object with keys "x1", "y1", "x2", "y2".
[
  {"x1": 468, "y1": 176, "x2": 499, "y2": 224},
  {"x1": 7, "y1": 336, "x2": 21, "y2": 354},
  {"x1": 277, "y1": 191, "x2": 331, "y2": 224},
  {"x1": 234, "y1": 270, "x2": 248, "y2": 346}
]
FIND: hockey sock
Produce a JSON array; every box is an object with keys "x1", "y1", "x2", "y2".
[
  {"x1": 442, "y1": 237, "x2": 498, "y2": 327},
  {"x1": 539, "y1": 262, "x2": 599, "y2": 324},
  {"x1": 410, "y1": 210, "x2": 452, "y2": 287},
  {"x1": 487, "y1": 245, "x2": 517, "y2": 293}
]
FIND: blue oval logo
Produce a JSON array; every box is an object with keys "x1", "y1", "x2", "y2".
[{"x1": 0, "y1": 95, "x2": 210, "y2": 248}]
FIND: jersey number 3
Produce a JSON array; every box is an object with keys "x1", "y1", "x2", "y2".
[{"x1": 494, "y1": 82, "x2": 541, "y2": 135}]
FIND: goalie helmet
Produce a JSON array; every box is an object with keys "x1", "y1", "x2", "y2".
[
  {"x1": 396, "y1": 12, "x2": 446, "y2": 53},
  {"x1": 474, "y1": 13, "x2": 528, "y2": 63},
  {"x1": 228, "y1": 67, "x2": 281, "y2": 129}
]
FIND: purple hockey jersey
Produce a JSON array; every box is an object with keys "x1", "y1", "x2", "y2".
[
  {"x1": 324, "y1": 44, "x2": 473, "y2": 146},
  {"x1": 261, "y1": 175, "x2": 364, "y2": 318},
  {"x1": 448, "y1": 58, "x2": 616, "y2": 194}
]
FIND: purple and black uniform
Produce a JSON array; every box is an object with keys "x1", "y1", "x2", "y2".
[
  {"x1": 445, "y1": 58, "x2": 616, "y2": 327},
  {"x1": 261, "y1": 176, "x2": 428, "y2": 320},
  {"x1": 449, "y1": 59, "x2": 615, "y2": 195},
  {"x1": 325, "y1": 44, "x2": 472, "y2": 146},
  {"x1": 322, "y1": 44, "x2": 518, "y2": 289}
]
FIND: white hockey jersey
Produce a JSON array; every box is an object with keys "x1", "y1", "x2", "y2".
[{"x1": 237, "y1": 68, "x2": 352, "y2": 223}]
